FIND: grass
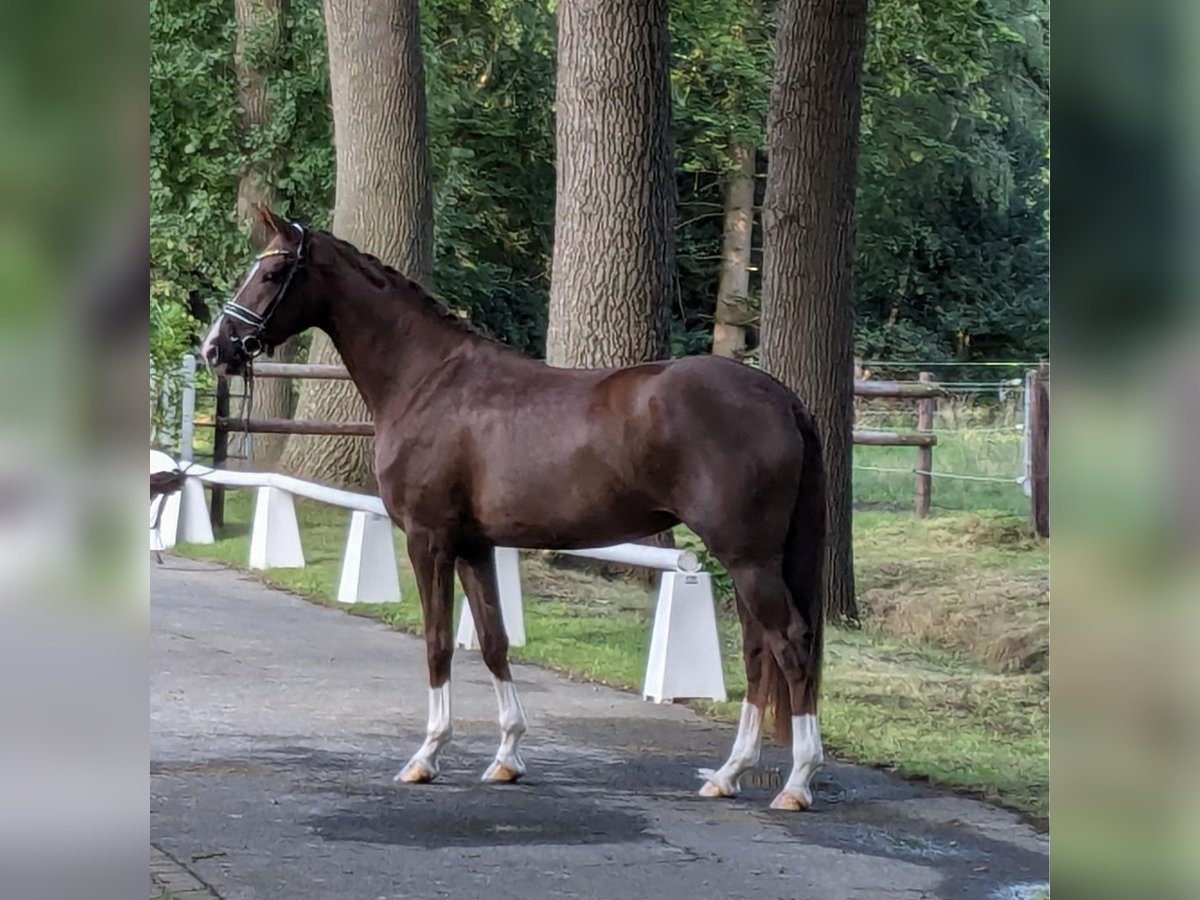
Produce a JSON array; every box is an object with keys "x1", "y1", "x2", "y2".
[
  {"x1": 177, "y1": 492, "x2": 1048, "y2": 825},
  {"x1": 853, "y1": 430, "x2": 1027, "y2": 514}
]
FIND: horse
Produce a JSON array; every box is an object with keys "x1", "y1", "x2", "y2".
[{"x1": 200, "y1": 209, "x2": 828, "y2": 811}]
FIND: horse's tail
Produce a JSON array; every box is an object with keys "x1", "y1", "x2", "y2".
[{"x1": 763, "y1": 404, "x2": 827, "y2": 744}]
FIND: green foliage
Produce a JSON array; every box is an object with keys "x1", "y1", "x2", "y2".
[
  {"x1": 150, "y1": 278, "x2": 200, "y2": 447},
  {"x1": 669, "y1": 0, "x2": 773, "y2": 356},
  {"x1": 150, "y1": 0, "x2": 334, "y2": 364},
  {"x1": 150, "y1": 0, "x2": 1048, "y2": 368},
  {"x1": 675, "y1": 528, "x2": 735, "y2": 603},
  {"x1": 422, "y1": 0, "x2": 557, "y2": 354},
  {"x1": 854, "y1": 0, "x2": 1050, "y2": 362},
  {"x1": 671, "y1": 0, "x2": 772, "y2": 174}
]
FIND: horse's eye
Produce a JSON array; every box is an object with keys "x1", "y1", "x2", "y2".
[{"x1": 262, "y1": 270, "x2": 280, "y2": 284}]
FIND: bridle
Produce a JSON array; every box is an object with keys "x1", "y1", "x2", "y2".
[{"x1": 221, "y1": 222, "x2": 307, "y2": 360}]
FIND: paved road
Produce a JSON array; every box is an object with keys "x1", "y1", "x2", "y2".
[{"x1": 151, "y1": 559, "x2": 1048, "y2": 900}]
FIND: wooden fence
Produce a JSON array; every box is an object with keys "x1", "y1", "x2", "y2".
[
  {"x1": 1027, "y1": 362, "x2": 1050, "y2": 537},
  {"x1": 193, "y1": 361, "x2": 944, "y2": 517}
]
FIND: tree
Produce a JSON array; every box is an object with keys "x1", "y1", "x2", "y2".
[
  {"x1": 421, "y1": 0, "x2": 557, "y2": 356},
  {"x1": 150, "y1": 0, "x2": 1048, "y2": 380},
  {"x1": 759, "y1": 0, "x2": 868, "y2": 623},
  {"x1": 852, "y1": 0, "x2": 1049, "y2": 363},
  {"x1": 545, "y1": 0, "x2": 675, "y2": 367},
  {"x1": 233, "y1": 0, "x2": 296, "y2": 467},
  {"x1": 711, "y1": 143, "x2": 756, "y2": 358},
  {"x1": 278, "y1": 0, "x2": 434, "y2": 486},
  {"x1": 668, "y1": 0, "x2": 771, "y2": 359}
]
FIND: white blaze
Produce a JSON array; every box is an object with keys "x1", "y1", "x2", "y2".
[{"x1": 199, "y1": 258, "x2": 262, "y2": 368}]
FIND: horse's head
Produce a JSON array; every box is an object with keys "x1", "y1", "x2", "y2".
[{"x1": 200, "y1": 208, "x2": 318, "y2": 375}]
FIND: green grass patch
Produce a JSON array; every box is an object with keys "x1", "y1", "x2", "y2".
[
  {"x1": 176, "y1": 493, "x2": 1048, "y2": 823},
  {"x1": 853, "y1": 428, "x2": 1027, "y2": 514}
]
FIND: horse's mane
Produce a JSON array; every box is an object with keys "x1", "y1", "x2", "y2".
[{"x1": 315, "y1": 228, "x2": 483, "y2": 339}]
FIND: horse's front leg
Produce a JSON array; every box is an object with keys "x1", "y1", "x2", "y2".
[
  {"x1": 395, "y1": 533, "x2": 456, "y2": 784},
  {"x1": 457, "y1": 551, "x2": 527, "y2": 783}
]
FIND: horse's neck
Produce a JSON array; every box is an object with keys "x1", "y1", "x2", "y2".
[{"x1": 322, "y1": 280, "x2": 474, "y2": 417}]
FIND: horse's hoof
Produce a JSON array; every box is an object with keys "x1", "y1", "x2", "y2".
[
  {"x1": 769, "y1": 788, "x2": 812, "y2": 811},
  {"x1": 394, "y1": 759, "x2": 438, "y2": 784},
  {"x1": 696, "y1": 768, "x2": 737, "y2": 798},
  {"x1": 481, "y1": 758, "x2": 524, "y2": 783}
]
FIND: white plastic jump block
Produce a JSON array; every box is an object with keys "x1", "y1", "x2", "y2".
[
  {"x1": 150, "y1": 491, "x2": 180, "y2": 552},
  {"x1": 149, "y1": 451, "x2": 214, "y2": 550},
  {"x1": 176, "y1": 477, "x2": 214, "y2": 545},
  {"x1": 248, "y1": 486, "x2": 305, "y2": 569},
  {"x1": 337, "y1": 511, "x2": 402, "y2": 604},
  {"x1": 455, "y1": 546, "x2": 527, "y2": 648},
  {"x1": 642, "y1": 571, "x2": 727, "y2": 703},
  {"x1": 149, "y1": 450, "x2": 181, "y2": 551}
]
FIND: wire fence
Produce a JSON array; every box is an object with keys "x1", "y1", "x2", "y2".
[{"x1": 852, "y1": 375, "x2": 1033, "y2": 514}]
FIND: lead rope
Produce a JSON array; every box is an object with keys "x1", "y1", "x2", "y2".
[{"x1": 240, "y1": 363, "x2": 255, "y2": 460}]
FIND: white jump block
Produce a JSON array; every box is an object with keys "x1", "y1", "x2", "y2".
[
  {"x1": 643, "y1": 571, "x2": 727, "y2": 703},
  {"x1": 150, "y1": 491, "x2": 181, "y2": 551},
  {"x1": 455, "y1": 547, "x2": 526, "y2": 648},
  {"x1": 149, "y1": 477, "x2": 212, "y2": 550},
  {"x1": 150, "y1": 451, "x2": 214, "y2": 550},
  {"x1": 177, "y1": 478, "x2": 214, "y2": 544},
  {"x1": 249, "y1": 486, "x2": 305, "y2": 569},
  {"x1": 149, "y1": 450, "x2": 181, "y2": 551},
  {"x1": 337, "y1": 511, "x2": 402, "y2": 604}
]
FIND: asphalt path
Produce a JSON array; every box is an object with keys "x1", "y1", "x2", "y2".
[{"x1": 151, "y1": 558, "x2": 1048, "y2": 900}]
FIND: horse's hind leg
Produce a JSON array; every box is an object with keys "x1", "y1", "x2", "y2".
[
  {"x1": 457, "y1": 550, "x2": 528, "y2": 783},
  {"x1": 395, "y1": 532, "x2": 456, "y2": 784},
  {"x1": 698, "y1": 609, "x2": 767, "y2": 798},
  {"x1": 706, "y1": 561, "x2": 824, "y2": 810},
  {"x1": 744, "y1": 563, "x2": 824, "y2": 812}
]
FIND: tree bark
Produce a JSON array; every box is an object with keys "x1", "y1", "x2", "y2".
[
  {"x1": 233, "y1": 0, "x2": 286, "y2": 249},
  {"x1": 759, "y1": 0, "x2": 868, "y2": 624},
  {"x1": 712, "y1": 143, "x2": 756, "y2": 359},
  {"x1": 546, "y1": 0, "x2": 675, "y2": 368},
  {"x1": 278, "y1": 0, "x2": 434, "y2": 487},
  {"x1": 233, "y1": 0, "x2": 294, "y2": 467},
  {"x1": 247, "y1": 337, "x2": 299, "y2": 467}
]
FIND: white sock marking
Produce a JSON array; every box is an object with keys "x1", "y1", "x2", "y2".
[
  {"x1": 489, "y1": 676, "x2": 527, "y2": 774},
  {"x1": 699, "y1": 700, "x2": 763, "y2": 793},
  {"x1": 398, "y1": 683, "x2": 452, "y2": 778},
  {"x1": 781, "y1": 713, "x2": 824, "y2": 799}
]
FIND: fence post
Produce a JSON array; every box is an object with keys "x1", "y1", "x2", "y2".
[
  {"x1": 210, "y1": 375, "x2": 230, "y2": 527},
  {"x1": 1029, "y1": 363, "x2": 1050, "y2": 537},
  {"x1": 179, "y1": 355, "x2": 196, "y2": 461},
  {"x1": 915, "y1": 371, "x2": 934, "y2": 517}
]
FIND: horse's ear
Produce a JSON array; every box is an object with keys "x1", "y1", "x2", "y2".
[{"x1": 256, "y1": 206, "x2": 290, "y2": 237}]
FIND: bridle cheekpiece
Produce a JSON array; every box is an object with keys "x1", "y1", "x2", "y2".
[{"x1": 221, "y1": 223, "x2": 307, "y2": 359}]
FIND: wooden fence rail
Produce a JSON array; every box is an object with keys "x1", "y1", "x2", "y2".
[{"x1": 194, "y1": 361, "x2": 942, "y2": 516}]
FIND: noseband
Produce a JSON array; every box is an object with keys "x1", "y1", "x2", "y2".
[{"x1": 222, "y1": 223, "x2": 307, "y2": 359}]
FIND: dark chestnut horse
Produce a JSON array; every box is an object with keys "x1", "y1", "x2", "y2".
[{"x1": 202, "y1": 210, "x2": 827, "y2": 810}]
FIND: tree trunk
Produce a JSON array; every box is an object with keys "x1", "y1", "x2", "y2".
[
  {"x1": 233, "y1": 0, "x2": 294, "y2": 468},
  {"x1": 712, "y1": 143, "x2": 756, "y2": 359},
  {"x1": 546, "y1": 0, "x2": 675, "y2": 368},
  {"x1": 278, "y1": 0, "x2": 434, "y2": 487},
  {"x1": 247, "y1": 337, "x2": 300, "y2": 467},
  {"x1": 759, "y1": 0, "x2": 867, "y2": 624}
]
